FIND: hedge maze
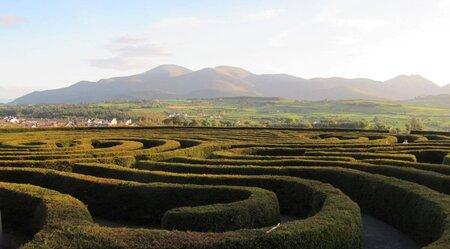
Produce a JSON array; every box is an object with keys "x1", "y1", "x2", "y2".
[{"x1": 0, "y1": 127, "x2": 449, "y2": 249}]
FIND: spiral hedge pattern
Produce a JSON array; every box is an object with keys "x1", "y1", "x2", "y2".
[{"x1": 0, "y1": 127, "x2": 449, "y2": 249}]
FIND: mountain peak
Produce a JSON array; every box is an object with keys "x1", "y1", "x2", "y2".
[
  {"x1": 142, "y1": 64, "x2": 193, "y2": 77},
  {"x1": 214, "y1": 66, "x2": 252, "y2": 78},
  {"x1": 385, "y1": 74, "x2": 438, "y2": 87},
  {"x1": 193, "y1": 66, "x2": 253, "y2": 79}
]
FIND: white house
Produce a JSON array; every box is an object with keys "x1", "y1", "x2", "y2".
[
  {"x1": 8, "y1": 117, "x2": 19, "y2": 124},
  {"x1": 109, "y1": 118, "x2": 118, "y2": 126}
]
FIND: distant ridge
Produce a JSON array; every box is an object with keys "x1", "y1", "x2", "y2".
[{"x1": 12, "y1": 65, "x2": 450, "y2": 104}]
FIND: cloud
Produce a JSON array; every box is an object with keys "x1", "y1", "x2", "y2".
[
  {"x1": 335, "y1": 36, "x2": 360, "y2": 45},
  {"x1": 243, "y1": 9, "x2": 283, "y2": 21},
  {"x1": 439, "y1": 0, "x2": 450, "y2": 9},
  {"x1": 108, "y1": 36, "x2": 171, "y2": 57},
  {"x1": 334, "y1": 18, "x2": 391, "y2": 30},
  {"x1": 85, "y1": 15, "x2": 222, "y2": 70},
  {"x1": 86, "y1": 35, "x2": 172, "y2": 70},
  {"x1": 0, "y1": 15, "x2": 24, "y2": 28},
  {"x1": 85, "y1": 57, "x2": 152, "y2": 71},
  {"x1": 153, "y1": 16, "x2": 221, "y2": 29}
]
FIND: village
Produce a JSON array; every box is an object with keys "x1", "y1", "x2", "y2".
[{"x1": 0, "y1": 116, "x2": 135, "y2": 128}]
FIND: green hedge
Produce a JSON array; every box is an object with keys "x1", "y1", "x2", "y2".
[
  {"x1": 139, "y1": 159, "x2": 450, "y2": 195},
  {"x1": 0, "y1": 168, "x2": 279, "y2": 232},
  {"x1": 0, "y1": 166, "x2": 361, "y2": 249},
  {"x1": 161, "y1": 187, "x2": 279, "y2": 232},
  {"x1": 210, "y1": 147, "x2": 356, "y2": 161},
  {"x1": 411, "y1": 130, "x2": 450, "y2": 136},
  {"x1": 87, "y1": 168, "x2": 361, "y2": 249},
  {"x1": 424, "y1": 135, "x2": 450, "y2": 141},
  {"x1": 363, "y1": 159, "x2": 450, "y2": 175},
  {"x1": 142, "y1": 141, "x2": 229, "y2": 161},
  {"x1": 0, "y1": 155, "x2": 136, "y2": 168},
  {"x1": 134, "y1": 139, "x2": 181, "y2": 159},
  {"x1": 210, "y1": 153, "x2": 358, "y2": 161},
  {"x1": 403, "y1": 149, "x2": 450, "y2": 164},
  {"x1": 96, "y1": 162, "x2": 450, "y2": 248},
  {"x1": 1, "y1": 127, "x2": 448, "y2": 248},
  {"x1": 0, "y1": 182, "x2": 92, "y2": 242},
  {"x1": 165, "y1": 156, "x2": 357, "y2": 165},
  {"x1": 303, "y1": 151, "x2": 417, "y2": 162}
]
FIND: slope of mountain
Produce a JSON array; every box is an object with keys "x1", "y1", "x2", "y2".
[
  {"x1": 247, "y1": 74, "x2": 310, "y2": 99},
  {"x1": 381, "y1": 75, "x2": 442, "y2": 99},
  {"x1": 443, "y1": 84, "x2": 450, "y2": 92},
  {"x1": 12, "y1": 65, "x2": 450, "y2": 104}
]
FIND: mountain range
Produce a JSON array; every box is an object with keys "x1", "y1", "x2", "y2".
[{"x1": 12, "y1": 65, "x2": 450, "y2": 104}]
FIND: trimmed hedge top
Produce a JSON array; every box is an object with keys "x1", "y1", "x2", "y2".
[{"x1": 0, "y1": 128, "x2": 449, "y2": 248}]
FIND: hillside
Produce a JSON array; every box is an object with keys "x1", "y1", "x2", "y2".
[
  {"x1": 401, "y1": 94, "x2": 450, "y2": 108},
  {"x1": 12, "y1": 65, "x2": 450, "y2": 104}
]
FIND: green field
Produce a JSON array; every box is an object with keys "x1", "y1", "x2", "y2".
[
  {"x1": 0, "y1": 127, "x2": 449, "y2": 248},
  {"x1": 2, "y1": 96, "x2": 450, "y2": 131},
  {"x1": 96, "y1": 97, "x2": 450, "y2": 131}
]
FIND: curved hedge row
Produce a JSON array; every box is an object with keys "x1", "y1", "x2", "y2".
[
  {"x1": 138, "y1": 160, "x2": 450, "y2": 195},
  {"x1": 0, "y1": 167, "x2": 280, "y2": 232},
  {"x1": 0, "y1": 166, "x2": 361, "y2": 249},
  {"x1": 101, "y1": 162, "x2": 450, "y2": 247},
  {"x1": 0, "y1": 128, "x2": 449, "y2": 249},
  {"x1": 0, "y1": 182, "x2": 93, "y2": 248}
]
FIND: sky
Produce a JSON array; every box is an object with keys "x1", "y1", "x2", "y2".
[{"x1": 1, "y1": 0, "x2": 450, "y2": 98}]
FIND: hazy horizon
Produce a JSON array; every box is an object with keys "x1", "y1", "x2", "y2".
[{"x1": 2, "y1": 0, "x2": 450, "y2": 98}]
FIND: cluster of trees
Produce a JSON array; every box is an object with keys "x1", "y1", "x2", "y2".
[
  {"x1": 160, "y1": 115, "x2": 426, "y2": 132},
  {"x1": 368, "y1": 117, "x2": 426, "y2": 132},
  {"x1": 405, "y1": 118, "x2": 426, "y2": 131},
  {"x1": 162, "y1": 116, "x2": 235, "y2": 127},
  {"x1": 312, "y1": 120, "x2": 368, "y2": 129}
]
